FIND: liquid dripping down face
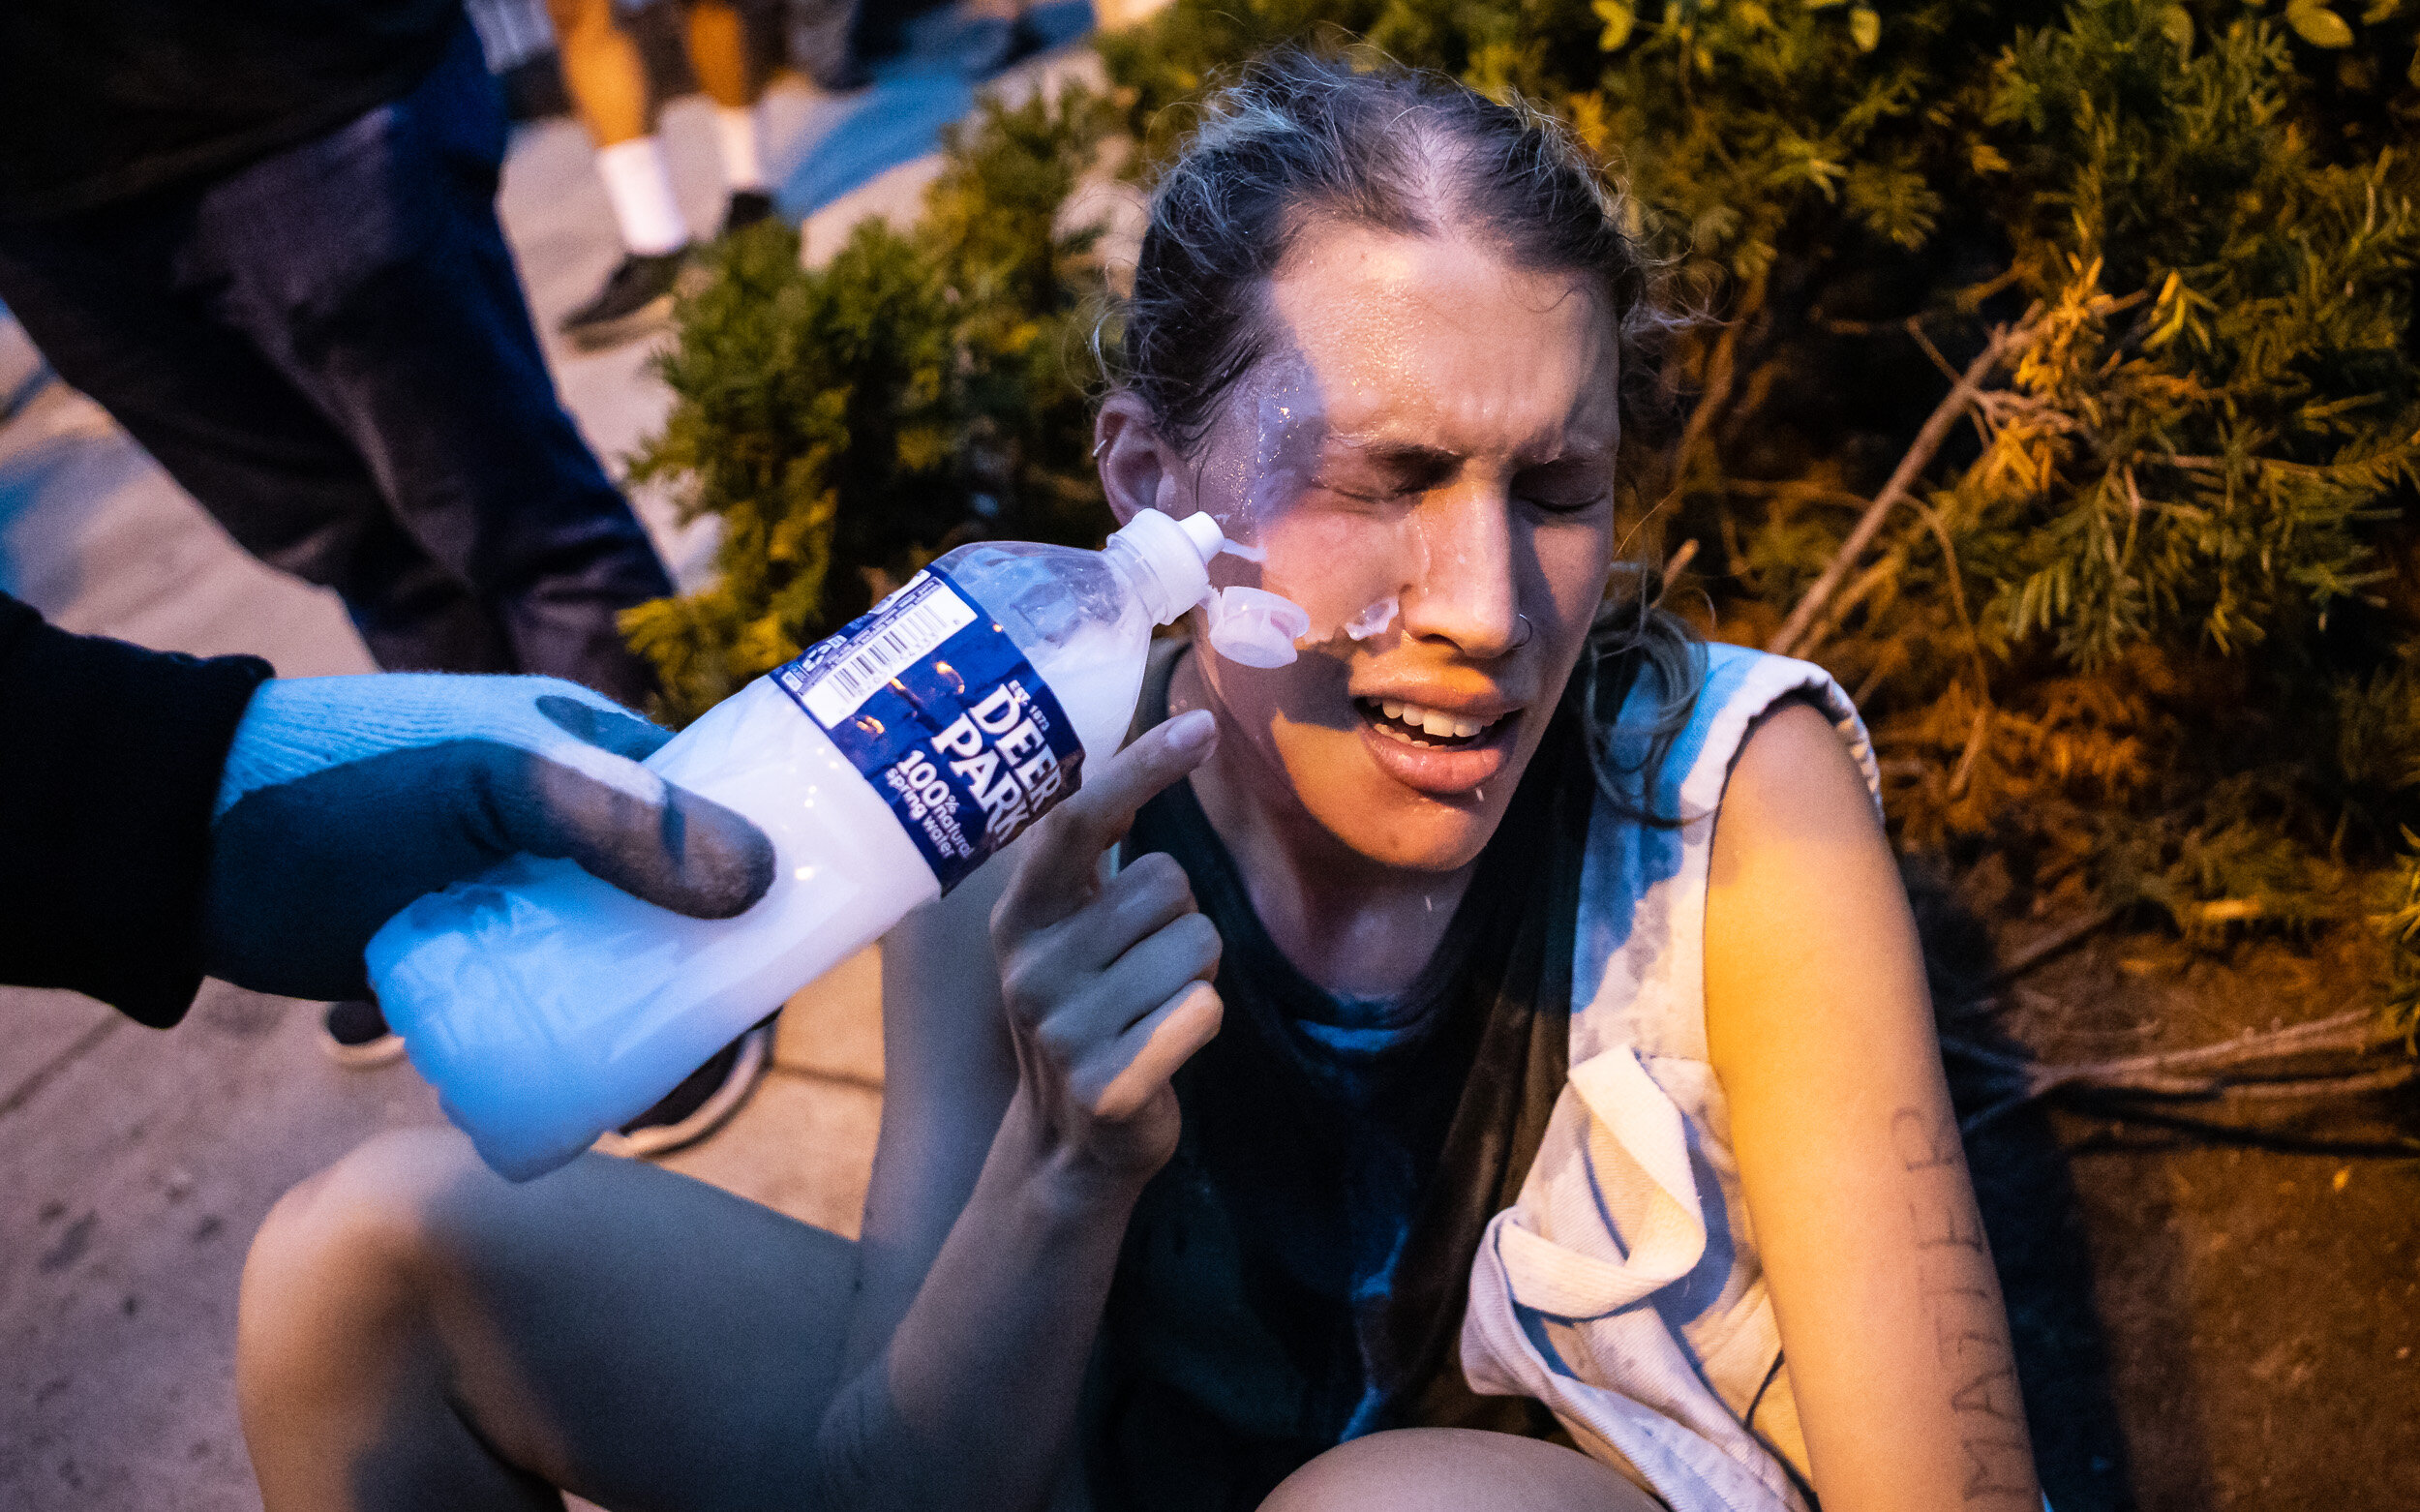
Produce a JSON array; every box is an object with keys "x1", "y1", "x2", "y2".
[{"x1": 1179, "y1": 223, "x2": 1620, "y2": 872}]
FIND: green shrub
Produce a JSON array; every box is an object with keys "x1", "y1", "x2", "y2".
[{"x1": 622, "y1": 85, "x2": 1117, "y2": 725}]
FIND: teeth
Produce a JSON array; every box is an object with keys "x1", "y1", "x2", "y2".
[{"x1": 1366, "y1": 698, "x2": 1499, "y2": 743}]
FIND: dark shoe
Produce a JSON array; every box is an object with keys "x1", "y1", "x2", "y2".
[
  {"x1": 496, "y1": 51, "x2": 573, "y2": 123},
  {"x1": 560, "y1": 248, "x2": 691, "y2": 350},
  {"x1": 807, "y1": 50, "x2": 872, "y2": 92},
  {"x1": 720, "y1": 190, "x2": 777, "y2": 238},
  {"x1": 320, "y1": 998, "x2": 407, "y2": 1069},
  {"x1": 590, "y1": 1022, "x2": 771, "y2": 1160},
  {"x1": 961, "y1": 15, "x2": 1045, "y2": 78},
  {"x1": 791, "y1": 0, "x2": 874, "y2": 93}
]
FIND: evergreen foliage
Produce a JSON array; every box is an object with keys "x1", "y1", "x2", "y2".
[
  {"x1": 626, "y1": 0, "x2": 2420, "y2": 1030},
  {"x1": 622, "y1": 86, "x2": 1117, "y2": 722}
]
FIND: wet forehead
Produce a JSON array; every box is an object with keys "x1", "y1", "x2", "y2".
[{"x1": 1261, "y1": 224, "x2": 1619, "y2": 462}]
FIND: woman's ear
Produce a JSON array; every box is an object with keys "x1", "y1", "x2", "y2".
[{"x1": 1095, "y1": 394, "x2": 1183, "y2": 526}]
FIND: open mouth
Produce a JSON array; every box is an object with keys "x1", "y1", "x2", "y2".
[{"x1": 1354, "y1": 697, "x2": 1515, "y2": 750}]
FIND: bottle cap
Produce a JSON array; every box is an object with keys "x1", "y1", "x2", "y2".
[
  {"x1": 1112, "y1": 508, "x2": 1223, "y2": 624},
  {"x1": 1205, "y1": 588, "x2": 1310, "y2": 668},
  {"x1": 1176, "y1": 511, "x2": 1225, "y2": 561}
]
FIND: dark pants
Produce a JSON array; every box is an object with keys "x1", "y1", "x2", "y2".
[{"x1": 0, "y1": 23, "x2": 672, "y2": 706}]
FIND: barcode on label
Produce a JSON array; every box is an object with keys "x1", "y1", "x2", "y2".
[{"x1": 803, "y1": 581, "x2": 979, "y2": 725}]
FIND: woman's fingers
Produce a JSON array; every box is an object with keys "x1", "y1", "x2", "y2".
[
  {"x1": 990, "y1": 711, "x2": 1217, "y2": 943},
  {"x1": 985, "y1": 710, "x2": 1225, "y2": 1168},
  {"x1": 1027, "y1": 908, "x2": 1221, "y2": 1063},
  {"x1": 998, "y1": 853, "x2": 1197, "y2": 1025},
  {"x1": 1083, "y1": 982, "x2": 1225, "y2": 1124},
  {"x1": 1035, "y1": 850, "x2": 1197, "y2": 986}
]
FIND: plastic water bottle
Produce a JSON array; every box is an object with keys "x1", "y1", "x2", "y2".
[{"x1": 367, "y1": 510, "x2": 1303, "y2": 1180}]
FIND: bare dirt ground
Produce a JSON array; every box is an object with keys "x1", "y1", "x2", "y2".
[{"x1": 1941, "y1": 903, "x2": 2420, "y2": 1510}]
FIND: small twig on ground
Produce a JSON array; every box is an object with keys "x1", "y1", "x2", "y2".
[
  {"x1": 1850, "y1": 642, "x2": 1906, "y2": 706},
  {"x1": 1649, "y1": 275, "x2": 1770, "y2": 530},
  {"x1": 1672, "y1": 318, "x2": 1743, "y2": 481},
  {"x1": 1946, "y1": 704, "x2": 1993, "y2": 800},
  {"x1": 1907, "y1": 316, "x2": 1964, "y2": 386},
  {"x1": 1953, "y1": 265, "x2": 2027, "y2": 312},
  {"x1": 1987, "y1": 902, "x2": 2127, "y2": 986},
  {"x1": 1769, "y1": 313, "x2": 2041, "y2": 658}
]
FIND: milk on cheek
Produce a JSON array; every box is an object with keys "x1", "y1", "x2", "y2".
[
  {"x1": 1188, "y1": 356, "x2": 1423, "y2": 653},
  {"x1": 1178, "y1": 378, "x2": 1457, "y2": 862},
  {"x1": 1169, "y1": 378, "x2": 1364, "y2": 783}
]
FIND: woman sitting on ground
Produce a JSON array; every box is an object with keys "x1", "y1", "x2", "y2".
[{"x1": 236, "y1": 53, "x2": 2040, "y2": 1512}]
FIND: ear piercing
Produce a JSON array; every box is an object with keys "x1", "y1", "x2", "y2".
[{"x1": 1092, "y1": 437, "x2": 1111, "y2": 459}]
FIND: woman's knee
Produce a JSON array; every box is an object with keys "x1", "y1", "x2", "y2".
[
  {"x1": 246, "y1": 1126, "x2": 489, "y2": 1285},
  {"x1": 236, "y1": 1127, "x2": 493, "y2": 1410},
  {"x1": 1259, "y1": 1429, "x2": 1660, "y2": 1512}
]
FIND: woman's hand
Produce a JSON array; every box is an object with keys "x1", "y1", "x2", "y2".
[
  {"x1": 988, "y1": 709, "x2": 1226, "y2": 1192},
  {"x1": 809, "y1": 710, "x2": 1225, "y2": 1512}
]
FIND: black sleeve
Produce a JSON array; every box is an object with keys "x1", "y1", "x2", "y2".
[{"x1": 0, "y1": 594, "x2": 273, "y2": 1026}]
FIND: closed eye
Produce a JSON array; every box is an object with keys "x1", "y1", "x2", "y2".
[
  {"x1": 1316, "y1": 444, "x2": 1460, "y2": 504},
  {"x1": 1514, "y1": 458, "x2": 1613, "y2": 515},
  {"x1": 1520, "y1": 491, "x2": 1612, "y2": 515}
]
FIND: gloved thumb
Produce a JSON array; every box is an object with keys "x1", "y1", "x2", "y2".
[{"x1": 495, "y1": 742, "x2": 774, "y2": 921}]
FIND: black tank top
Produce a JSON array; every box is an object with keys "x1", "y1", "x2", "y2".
[{"x1": 1084, "y1": 641, "x2": 1589, "y2": 1511}]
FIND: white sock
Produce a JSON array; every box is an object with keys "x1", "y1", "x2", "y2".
[
  {"x1": 595, "y1": 136, "x2": 688, "y2": 256},
  {"x1": 713, "y1": 106, "x2": 767, "y2": 194}
]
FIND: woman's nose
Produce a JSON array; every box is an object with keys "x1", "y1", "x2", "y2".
[{"x1": 1398, "y1": 482, "x2": 1526, "y2": 659}]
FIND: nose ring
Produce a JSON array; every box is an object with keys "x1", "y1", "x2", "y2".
[{"x1": 1511, "y1": 613, "x2": 1534, "y2": 650}]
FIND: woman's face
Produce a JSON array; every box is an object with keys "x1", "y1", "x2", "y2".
[{"x1": 1104, "y1": 221, "x2": 1621, "y2": 874}]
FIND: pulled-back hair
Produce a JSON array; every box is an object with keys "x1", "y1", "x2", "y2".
[{"x1": 1112, "y1": 49, "x2": 1703, "y2": 821}]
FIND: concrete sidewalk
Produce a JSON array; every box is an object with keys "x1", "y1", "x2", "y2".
[{"x1": 1, "y1": 33, "x2": 1112, "y2": 1504}]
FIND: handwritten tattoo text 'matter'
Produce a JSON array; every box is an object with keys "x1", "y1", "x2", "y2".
[{"x1": 1891, "y1": 1105, "x2": 2036, "y2": 1504}]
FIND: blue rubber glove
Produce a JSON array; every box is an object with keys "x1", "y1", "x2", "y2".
[{"x1": 203, "y1": 675, "x2": 773, "y2": 1001}]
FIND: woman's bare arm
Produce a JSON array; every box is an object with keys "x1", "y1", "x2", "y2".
[
  {"x1": 1705, "y1": 701, "x2": 2040, "y2": 1512},
  {"x1": 812, "y1": 714, "x2": 1226, "y2": 1512},
  {"x1": 839, "y1": 839, "x2": 1023, "y2": 1380}
]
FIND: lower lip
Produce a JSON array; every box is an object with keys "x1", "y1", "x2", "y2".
[{"x1": 1355, "y1": 710, "x2": 1519, "y2": 797}]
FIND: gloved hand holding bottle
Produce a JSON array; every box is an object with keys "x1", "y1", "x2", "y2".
[{"x1": 206, "y1": 674, "x2": 777, "y2": 1002}]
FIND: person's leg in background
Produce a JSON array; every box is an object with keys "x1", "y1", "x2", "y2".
[
  {"x1": 0, "y1": 26, "x2": 680, "y2": 703},
  {"x1": 547, "y1": 0, "x2": 694, "y2": 348},
  {"x1": 186, "y1": 22, "x2": 675, "y2": 707},
  {"x1": 1, "y1": 22, "x2": 764, "y2": 1119},
  {"x1": 683, "y1": 0, "x2": 778, "y2": 236},
  {"x1": 789, "y1": 0, "x2": 872, "y2": 93},
  {"x1": 0, "y1": 204, "x2": 518, "y2": 680}
]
